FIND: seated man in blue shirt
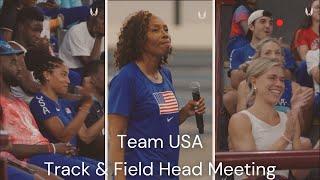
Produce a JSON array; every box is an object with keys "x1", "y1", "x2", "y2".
[{"x1": 224, "y1": 9, "x2": 297, "y2": 115}]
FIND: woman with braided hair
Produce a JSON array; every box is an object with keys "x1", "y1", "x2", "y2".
[{"x1": 26, "y1": 49, "x2": 104, "y2": 179}]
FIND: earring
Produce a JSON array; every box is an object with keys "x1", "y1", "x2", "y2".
[
  {"x1": 253, "y1": 85, "x2": 257, "y2": 93},
  {"x1": 90, "y1": 8, "x2": 98, "y2": 16},
  {"x1": 305, "y1": 7, "x2": 313, "y2": 16}
]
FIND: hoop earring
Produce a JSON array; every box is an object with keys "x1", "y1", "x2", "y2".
[
  {"x1": 90, "y1": 8, "x2": 98, "y2": 16},
  {"x1": 305, "y1": 7, "x2": 313, "y2": 16}
]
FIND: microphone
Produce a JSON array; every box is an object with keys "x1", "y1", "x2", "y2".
[{"x1": 190, "y1": 82, "x2": 204, "y2": 134}]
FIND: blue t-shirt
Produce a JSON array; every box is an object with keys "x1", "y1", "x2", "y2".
[
  {"x1": 108, "y1": 62, "x2": 180, "y2": 179},
  {"x1": 29, "y1": 92, "x2": 78, "y2": 146},
  {"x1": 295, "y1": 60, "x2": 314, "y2": 88},
  {"x1": 229, "y1": 44, "x2": 297, "y2": 72},
  {"x1": 274, "y1": 79, "x2": 292, "y2": 112}
]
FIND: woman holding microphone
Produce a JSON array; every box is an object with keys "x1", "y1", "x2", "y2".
[{"x1": 108, "y1": 10, "x2": 206, "y2": 179}]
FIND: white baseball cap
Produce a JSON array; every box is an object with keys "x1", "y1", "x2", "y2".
[{"x1": 248, "y1": 10, "x2": 268, "y2": 26}]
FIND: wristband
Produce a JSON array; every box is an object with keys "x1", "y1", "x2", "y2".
[
  {"x1": 51, "y1": 143, "x2": 56, "y2": 154},
  {"x1": 281, "y1": 134, "x2": 292, "y2": 144}
]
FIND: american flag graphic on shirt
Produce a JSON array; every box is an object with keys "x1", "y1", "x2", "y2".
[{"x1": 153, "y1": 91, "x2": 179, "y2": 115}]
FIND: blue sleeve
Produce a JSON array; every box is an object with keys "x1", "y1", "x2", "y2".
[
  {"x1": 283, "y1": 48, "x2": 297, "y2": 71},
  {"x1": 229, "y1": 49, "x2": 244, "y2": 70},
  {"x1": 108, "y1": 72, "x2": 134, "y2": 117},
  {"x1": 29, "y1": 96, "x2": 59, "y2": 122}
]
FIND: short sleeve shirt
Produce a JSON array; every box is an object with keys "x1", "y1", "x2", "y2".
[
  {"x1": 29, "y1": 92, "x2": 78, "y2": 145},
  {"x1": 108, "y1": 62, "x2": 180, "y2": 179},
  {"x1": 229, "y1": 44, "x2": 297, "y2": 72},
  {"x1": 306, "y1": 49, "x2": 320, "y2": 94},
  {"x1": 295, "y1": 28, "x2": 320, "y2": 50},
  {"x1": 229, "y1": 5, "x2": 250, "y2": 38},
  {"x1": 0, "y1": 95, "x2": 49, "y2": 145},
  {"x1": 58, "y1": 22, "x2": 105, "y2": 69}
]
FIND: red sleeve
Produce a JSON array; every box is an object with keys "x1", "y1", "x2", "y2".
[{"x1": 295, "y1": 29, "x2": 308, "y2": 47}]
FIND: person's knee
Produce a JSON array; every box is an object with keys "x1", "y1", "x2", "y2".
[{"x1": 300, "y1": 137, "x2": 312, "y2": 150}]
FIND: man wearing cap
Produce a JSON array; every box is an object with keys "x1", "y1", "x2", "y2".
[
  {"x1": 223, "y1": 10, "x2": 296, "y2": 115},
  {"x1": 0, "y1": 40, "x2": 105, "y2": 179}
]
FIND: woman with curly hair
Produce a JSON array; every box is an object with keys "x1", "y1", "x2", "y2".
[{"x1": 108, "y1": 11, "x2": 206, "y2": 179}]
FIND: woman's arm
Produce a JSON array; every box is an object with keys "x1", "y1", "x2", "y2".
[
  {"x1": 109, "y1": 114, "x2": 128, "y2": 180},
  {"x1": 291, "y1": 85, "x2": 314, "y2": 133},
  {"x1": 290, "y1": 109, "x2": 311, "y2": 179},
  {"x1": 228, "y1": 113, "x2": 256, "y2": 151},
  {"x1": 310, "y1": 67, "x2": 320, "y2": 84},
  {"x1": 41, "y1": 97, "x2": 93, "y2": 143},
  {"x1": 297, "y1": 45, "x2": 309, "y2": 60},
  {"x1": 42, "y1": 107, "x2": 90, "y2": 143},
  {"x1": 4, "y1": 143, "x2": 75, "y2": 159},
  {"x1": 78, "y1": 116, "x2": 105, "y2": 144},
  {"x1": 236, "y1": 81, "x2": 250, "y2": 112}
]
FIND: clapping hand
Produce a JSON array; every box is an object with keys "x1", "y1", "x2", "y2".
[{"x1": 291, "y1": 87, "x2": 314, "y2": 110}]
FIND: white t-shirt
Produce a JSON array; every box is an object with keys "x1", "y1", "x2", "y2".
[
  {"x1": 59, "y1": 22, "x2": 104, "y2": 68},
  {"x1": 306, "y1": 49, "x2": 319, "y2": 94}
]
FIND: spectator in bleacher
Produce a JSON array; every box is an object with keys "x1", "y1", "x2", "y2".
[
  {"x1": 78, "y1": 60, "x2": 105, "y2": 161},
  {"x1": 292, "y1": 0, "x2": 319, "y2": 61},
  {"x1": 14, "y1": 6, "x2": 52, "y2": 53},
  {"x1": 227, "y1": 0, "x2": 257, "y2": 56},
  {"x1": 224, "y1": 10, "x2": 296, "y2": 115},
  {"x1": 306, "y1": 49, "x2": 320, "y2": 119},
  {"x1": 237, "y1": 37, "x2": 314, "y2": 134},
  {"x1": 229, "y1": 58, "x2": 312, "y2": 180},
  {"x1": 59, "y1": 0, "x2": 104, "y2": 77},
  {"x1": 0, "y1": 40, "x2": 103, "y2": 179},
  {"x1": 27, "y1": 50, "x2": 104, "y2": 159},
  {"x1": 291, "y1": 0, "x2": 319, "y2": 90},
  {"x1": 12, "y1": 9, "x2": 86, "y2": 102},
  {"x1": 8, "y1": 41, "x2": 40, "y2": 104},
  {"x1": 0, "y1": 0, "x2": 36, "y2": 41},
  {"x1": 1, "y1": 105, "x2": 37, "y2": 180},
  {"x1": 36, "y1": 0, "x2": 90, "y2": 30}
]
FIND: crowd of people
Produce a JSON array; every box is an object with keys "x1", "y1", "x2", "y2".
[
  {"x1": 223, "y1": 0, "x2": 319, "y2": 179},
  {"x1": 0, "y1": 0, "x2": 105, "y2": 179}
]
